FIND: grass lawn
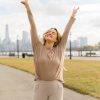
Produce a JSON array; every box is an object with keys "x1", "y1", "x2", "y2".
[{"x1": 0, "y1": 58, "x2": 100, "y2": 99}]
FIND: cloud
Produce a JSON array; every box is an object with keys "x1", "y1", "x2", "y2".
[
  {"x1": 0, "y1": 0, "x2": 100, "y2": 45},
  {"x1": 73, "y1": 0, "x2": 100, "y2": 5},
  {"x1": 43, "y1": 0, "x2": 73, "y2": 16},
  {"x1": 0, "y1": 0, "x2": 20, "y2": 15}
]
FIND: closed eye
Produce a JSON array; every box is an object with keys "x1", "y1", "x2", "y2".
[{"x1": 52, "y1": 32, "x2": 56, "y2": 35}]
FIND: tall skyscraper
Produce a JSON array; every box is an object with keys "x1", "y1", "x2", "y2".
[
  {"x1": 3, "y1": 24, "x2": 11, "y2": 43},
  {"x1": 5, "y1": 24, "x2": 10, "y2": 40},
  {"x1": 22, "y1": 31, "x2": 29, "y2": 43},
  {"x1": 2, "y1": 24, "x2": 11, "y2": 51},
  {"x1": 19, "y1": 31, "x2": 31, "y2": 51}
]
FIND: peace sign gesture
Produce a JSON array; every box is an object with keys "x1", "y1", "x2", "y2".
[{"x1": 71, "y1": 6, "x2": 79, "y2": 18}]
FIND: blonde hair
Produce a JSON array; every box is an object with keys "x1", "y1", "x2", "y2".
[{"x1": 43, "y1": 28, "x2": 62, "y2": 47}]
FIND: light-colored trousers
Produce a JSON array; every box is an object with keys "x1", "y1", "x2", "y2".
[{"x1": 33, "y1": 80, "x2": 63, "y2": 100}]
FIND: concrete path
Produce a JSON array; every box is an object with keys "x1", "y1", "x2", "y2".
[{"x1": 0, "y1": 64, "x2": 99, "y2": 100}]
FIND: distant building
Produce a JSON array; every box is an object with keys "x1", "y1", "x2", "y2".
[
  {"x1": 2, "y1": 24, "x2": 12, "y2": 51},
  {"x1": 98, "y1": 42, "x2": 100, "y2": 45},
  {"x1": 18, "y1": 31, "x2": 32, "y2": 51},
  {"x1": 78, "y1": 37, "x2": 88, "y2": 47},
  {"x1": 72, "y1": 39, "x2": 80, "y2": 48},
  {"x1": 66, "y1": 37, "x2": 88, "y2": 49},
  {"x1": 3, "y1": 24, "x2": 11, "y2": 44}
]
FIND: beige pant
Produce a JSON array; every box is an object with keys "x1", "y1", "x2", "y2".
[{"x1": 33, "y1": 80, "x2": 63, "y2": 100}]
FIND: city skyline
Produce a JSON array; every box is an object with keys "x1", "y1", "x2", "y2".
[
  {"x1": 0, "y1": 24, "x2": 32, "y2": 52},
  {"x1": 1, "y1": 24, "x2": 100, "y2": 53},
  {"x1": 0, "y1": 24, "x2": 99, "y2": 46},
  {"x1": 0, "y1": 0, "x2": 100, "y2": 45}
]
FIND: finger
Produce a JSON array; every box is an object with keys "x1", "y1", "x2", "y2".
[
  {"x1": 21, "y1": 0, "x2": 27, "y2": 3},
  {"x1": 73, "y1": 6, "x2": 79, "y2": 11},
  {"x1": 23, "y1": 0, "x2": 28, "y2": 2},
  {"x1": 21, "y1": 1, "x2": 24, "y2": 4},
  {"x1": 76, "y1": 6, "x2": 79, "y2": 10},
  {"x1": 21, "y1": 1, "x2": 25, "y2": 5}
]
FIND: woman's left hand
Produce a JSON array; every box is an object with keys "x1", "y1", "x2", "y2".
[{"x1": 71, "y1": 6, "x2": 79, "y2": 18}]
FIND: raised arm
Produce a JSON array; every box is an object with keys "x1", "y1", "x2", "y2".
[
  {"x1": 58, "y1": 6, "x2": 79, "y2": 49},
  {"x1": 21, "y1": 0, "x2": 41, "y2": 52}
]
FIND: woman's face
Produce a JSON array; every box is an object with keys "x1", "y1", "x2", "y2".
[{"x1": 44, "y1": 28, "x2": 57, "y2": 43}]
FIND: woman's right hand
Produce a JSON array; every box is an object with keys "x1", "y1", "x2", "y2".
[
  {"x1": 21, "y1": 0, "x2": 28, "y2": 6},
  {"x1": 71, "y1": 6, "x2": 79, "y2": 18}
]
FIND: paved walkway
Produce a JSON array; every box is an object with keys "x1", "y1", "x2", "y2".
[{"x1": 0, "y1": 64, "x2": 99, "y2": 100}]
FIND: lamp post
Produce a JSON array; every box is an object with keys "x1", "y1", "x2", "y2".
[
  {"x1": 69, "y1": 32, "x2": 72, "y2": 60},
  {"x1": 17, "y1": 35, "x2": 19, "y2": 58}
]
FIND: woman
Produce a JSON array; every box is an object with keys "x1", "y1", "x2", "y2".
[{"x1": 21, "y1": 0, "x2": 79, "y2": 100}]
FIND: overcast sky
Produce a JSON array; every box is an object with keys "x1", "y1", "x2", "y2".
[{"x1": 0, "y1": 0, "x2": 100, "y2": 45}]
